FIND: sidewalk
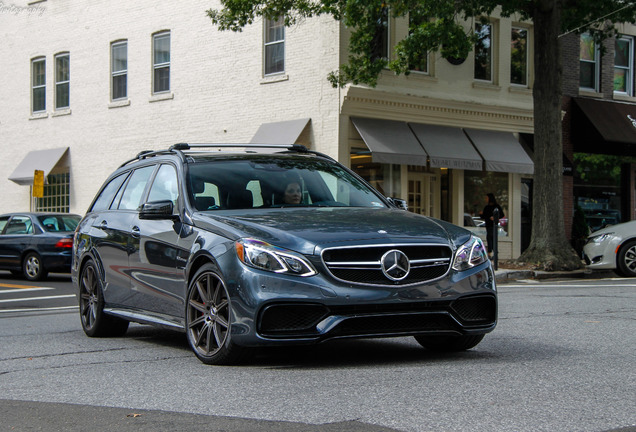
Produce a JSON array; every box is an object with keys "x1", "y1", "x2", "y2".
[{"x1": 494, "y1": 266, "x2": 617, "y2": 284}]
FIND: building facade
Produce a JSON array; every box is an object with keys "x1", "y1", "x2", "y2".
[
  {"x1": 560, "y1": 24, "x2": 636, "y2": 245},
  {"x1": 2, "y1": 1, "x2": 548, "y2": 259}
]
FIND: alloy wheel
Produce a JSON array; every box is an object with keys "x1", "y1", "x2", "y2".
[{"x1": 187, "y1": 271, "x2": 231, "y2": 358}]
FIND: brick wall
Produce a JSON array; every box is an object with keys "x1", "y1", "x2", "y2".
[{"x1": 0, "y1": 0, "x2": 341, "y2": 213}]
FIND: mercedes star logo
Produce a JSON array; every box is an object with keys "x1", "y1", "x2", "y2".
[{"x1": 380, "y1": 249, "x2": 410, "y2": 281}]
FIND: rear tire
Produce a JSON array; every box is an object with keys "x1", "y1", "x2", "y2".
[
  {"x1": 23, "y1": 252, "x2": 47, "y2": 281},
  {"x1": 616, "y1": 240, "x2": 636, "y2": 277},
  {"x1": 415, "y1": 334, "x2": 485, "y2": 352},
  {"x1": 185, "y1": 263, "x2": 250, "y2": 365},
  {"x1": 78, "y1": 260, "x2": 129, "y2": 337}
]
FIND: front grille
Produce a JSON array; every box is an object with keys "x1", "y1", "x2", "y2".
[
  {"x1": 451, "y1": 295, "x2": 497, "y2": 325},
  {"x1": 259, "y1": 304, "x2": 329, "y2": 336},
  {"x1": 322, "y1": 244, "x2": 452, "y2": 286}
]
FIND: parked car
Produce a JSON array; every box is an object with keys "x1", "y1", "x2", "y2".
[
  {"x1": 0, "y1": 212, "x2": 81, "y2": 280},
  {"x1": 72, "y1": 144, "x2": 497, "y2": 365},
  {"x1": 583, "y1": 219, "x2": 636, "y2": 277}
]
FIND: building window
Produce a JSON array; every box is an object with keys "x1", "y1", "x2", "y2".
[
  {"x1": 614, "y1": 35, "x2": 634, "y2": 95},
  {"x1": 264, "y1": 17, "x2": 285, "y2": 75},
  {"x1": 372, "y1": 6, "x2": 390, "y2": 61},
  {"x1": 474, "y1": 22, "x2": 493, "y2": 82},
  {"x1": 31, "y1": 57, "x2": 46, "y2": 113},
  {"x1": 408, "y1": 9, "x2": 428, "y2": 73},
  {"x1": 153, "y1": 31, "x2": 170, "y2": 93},
  {"x1": 34, "y1": 172, "x2": 70, "y2": 213},
  {"x1": 580, "y1": 33, "x2": 599, "y2": 91},
  {"x1": 111, "y1": 41, "x2": 128, "y2": 100},
  {"x1": 463, "y1": 171, "x2": 509, "y2": 238},
  {"x1": 55, "y1": 53, "x2": 70, "y2": 109},
  {"x1": 511, "y1": 27, "x2": 528, "y2": 86}
]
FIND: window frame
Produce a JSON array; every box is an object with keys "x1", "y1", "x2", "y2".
[
  {"x1": 580, "y1": 32, "x2": 600, "y2": 92},
  {"x1": 31, "y1": 57, "x2": 46, "y2": 114},
  {"x1": 264, "y1": 17, "x2": 285, "y2": 76},
  {"x1": 152, "y1": 31, "x2": 171, "y2": 94},
  {"x1": 54, "y1": 52, "x2": 70, "y2": 110},
  {"x1": 474, "y1": 22, "x2": 494, "y2": 83},
  {"x1": 111, "y1": 40, "x2": 128, "y2": 101},
  {"x1": 408, "y1": 10, "x2": 428, "y2": 74},
  {"x1": 614, "y1": 35, "x2": 634, "y2": 96},
  {"x1": 510, "y1": 26, "x2": 529, "y2": 87}
]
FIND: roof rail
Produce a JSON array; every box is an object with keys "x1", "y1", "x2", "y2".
[
  {"x1": 169, "y1": 143, "x2": 309, "y2": 153},
  {"x1": 117, "y1": 143, "x2": 333, "y2": 168}
]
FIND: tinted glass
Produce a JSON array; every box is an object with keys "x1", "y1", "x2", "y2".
[
  {"x1": 119, "y1": 166, "x2": 155, "y2": 210},
  {"x1": 147, "y1": 164, "x2": 179, "y2": 204},
  {"x1": 91, "y1": 172, "x2": 129, "y2": 212},
  {"x1": 5, "y1": 216, "x2": 33, "y2": 235},
  {"x1": 38, "y1": 215, "x2": 81, "y2": 232},
  {"x1": 187, "y1": 156, "x2": 387, "y2": 210}
]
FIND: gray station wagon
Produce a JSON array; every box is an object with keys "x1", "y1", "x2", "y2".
[{"x1": 72, "y1": 144, "x2": 497, "y2": 364}]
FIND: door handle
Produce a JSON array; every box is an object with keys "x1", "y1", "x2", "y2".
[
  {"x1": 131, "y1": 226, "x2": 140, "y2": 238},
  {"x1": 98, "y1": 220, "x2": 108, "y2": 229}
]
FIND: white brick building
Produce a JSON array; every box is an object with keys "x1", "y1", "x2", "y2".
[{"x1": 2, "y1": 1, "x2": 541, "y2": 258}]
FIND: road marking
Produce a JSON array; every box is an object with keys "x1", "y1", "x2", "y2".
[
  {"x1": 0, "y1": 287, "x2": 54, "y2": 294},
  {"x1": 0, "y1": 305, "x2": 78, "y2": 313},
  {"x1": 0, "y1": 294, "x2": 76, "y2": 303},
  {"x1": 0, "y1": 283, "x2": 38, "y2": 289}
]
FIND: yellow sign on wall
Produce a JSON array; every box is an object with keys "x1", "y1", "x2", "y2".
[{"x1": 33, "y1": 170, "x2": 44, "y2": 198}]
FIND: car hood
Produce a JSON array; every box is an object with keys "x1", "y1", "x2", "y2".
[
  {"x1": 192, "y1": 207, "x2": 471, "y2": 255},
  {"x1": 590, "y1": 220, "x2": 636, "y2": 238}
]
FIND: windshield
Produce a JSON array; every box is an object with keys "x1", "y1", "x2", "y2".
[
  {"x1": 186, "y1": 155, "x2": 388, "y2": 210},
  {"x1": 37, "y1": 215, "x2": 81, "y2": 232}
]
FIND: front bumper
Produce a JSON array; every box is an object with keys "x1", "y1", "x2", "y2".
[
  {"x1": 583, "y1": 238, "x2": 619, "y2": 270},
  {"x1": 227, "y1": 262, "x2": 497, "y2": 347}
]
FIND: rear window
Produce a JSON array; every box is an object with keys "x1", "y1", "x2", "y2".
[{"x1": 38, "y1": 215, "x2": 81, "y2": 232}]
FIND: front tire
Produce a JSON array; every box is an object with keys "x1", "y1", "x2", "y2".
[
  {"x1": 23, "y1": 252, "x2": 47, "y2": 281},
  {"x1": 616, "y1": 240, "x2": 636, "y2": 277},
  {"x1": 186, "y1": 264, "x2": 249, "y2": 365},
  {"x1": 415, "y1": 334, "x2": 485, "y2": 352},
  {"x1": 78, "y1": 260, "x2": 129, "y2": 337}
]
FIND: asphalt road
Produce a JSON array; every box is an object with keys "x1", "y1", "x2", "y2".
[{"x1": 1, "y1": 274, "x2": 635, "y2": 432}]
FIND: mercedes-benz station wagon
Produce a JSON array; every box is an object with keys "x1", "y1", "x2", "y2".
[{"x1": 72, "y1": 144, "x2": 497, "y2": 365}]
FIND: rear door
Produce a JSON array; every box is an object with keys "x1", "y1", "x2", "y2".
[
  {"x1": 0, "y1": 215, "x2": 35, "y2": 269},
  {"x1": 89, "y1": 165, "x2": 155, "y2": 307}
]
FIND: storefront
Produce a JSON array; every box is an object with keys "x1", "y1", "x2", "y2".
[
  {"x1": 570, "y1": 97, "x2": 636, "y2": 230},
  {"x1": 344, "y1": 113, "x2": 534, "y2": 260}
]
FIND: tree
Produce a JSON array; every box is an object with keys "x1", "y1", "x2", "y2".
[{"x1": 208, "y1": 0, "x2": 636, "y2": 270}]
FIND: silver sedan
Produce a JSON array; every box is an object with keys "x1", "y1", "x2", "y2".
[{"x1": 583, "y1": 220, "x2": 636, "y2": 277}]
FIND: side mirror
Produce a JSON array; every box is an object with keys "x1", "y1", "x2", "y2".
[
  {"x1": 139, "y1": 200, "x2": 178, "y2": 220},
  {"x1": 387, "y1": 197, "x2": 408, "y2": 211}
]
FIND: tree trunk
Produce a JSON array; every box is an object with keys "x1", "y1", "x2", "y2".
[{"x1": 519, "y1": 0, "x2": 582, "y2": 270}]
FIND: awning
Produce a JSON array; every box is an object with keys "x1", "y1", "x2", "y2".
[
  {"x1": 465, "y1": 129, "x2": 534, "y2": 174},
  {"x1": 408, "y1": 123, "x2": 483, "y2": 170},
  {"x1": 572, "y1": 97, "x2": 636, "y2": 156},
  {"x1": 8, "y1": 147, "x2": 69, "y2": 185},
  {"x1": 351, "y1": 117, "x2": 428, "y2": 166},
  {"x1": 250, "y1": 118, "x2": 311, "y2": 144}
]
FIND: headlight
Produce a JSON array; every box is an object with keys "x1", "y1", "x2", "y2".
[
  {"x1": 452, "y1": 236, "x2": 488, "y2": 271},
  {"x1": 586, "y1": 233, "x2": 614, "y2": 244},
  {"x1": 235, "y1": 238, "x2": 317, "y2": 277}
]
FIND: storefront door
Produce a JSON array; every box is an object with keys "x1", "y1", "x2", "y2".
[{"x1": 408, "y1": 172, "x2": 438, "y2": 217}]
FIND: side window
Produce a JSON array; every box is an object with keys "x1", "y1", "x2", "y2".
[
  {"x1": 147, "y1": 165, "x2": 179, "y2": 205},
  {"x1": 118, "y1": 166, "x2": 155, "y2": 210},
  {"x1": 91, "y1": 172, "x2": 129, "y2": 212},
  {"x1": 0, "y1": 217, "x2": 10, "y2": 233},
  {"x1": 5, "y1": 216, "x2": 34, "y2": 235}
]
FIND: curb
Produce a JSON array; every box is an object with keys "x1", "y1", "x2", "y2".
[{"x1": 495, "y1": 268, "x2": 617, "y2": 284}]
